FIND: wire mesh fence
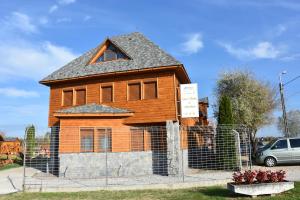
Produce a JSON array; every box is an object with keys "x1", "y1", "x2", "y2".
[{"x1": 22, "y1": 124, "x2": 251, "y2": 191}]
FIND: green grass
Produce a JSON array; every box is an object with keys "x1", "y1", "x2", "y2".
[
  {"x1": 0, "y1": 163, "x2": 21, "y2": 171},
  {"x1": 0, "y1": 182, "x2": 299, "y2": 200}
]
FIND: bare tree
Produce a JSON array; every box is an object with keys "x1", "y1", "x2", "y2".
[
  {"x1": 278, "y1": 110, "x2": 300, "y2": 137},
  {"x1": 214, "y1": 70, "x2": 277, "y2": 153}
]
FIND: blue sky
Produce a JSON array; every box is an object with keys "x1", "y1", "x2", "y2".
[{"x1": 0, "y1": 0, "x2": 299, "y2": 137}]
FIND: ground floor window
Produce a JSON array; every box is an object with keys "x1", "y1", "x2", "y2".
[
  {"x1": 130, "y1": 128, "x2": 144, "y2": 151},
  {"x1": 97, "y1": 128, "x2": 112, "y2": 152},
  {"x1": 80, "y1": 128, "x2": 112, "y2": 152},
  {"x1": 80, "y1": 128, "x2": 94, "y2": 152}
]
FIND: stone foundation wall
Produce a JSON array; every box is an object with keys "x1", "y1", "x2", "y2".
[
  {"x1": 59, "y1": 149, "x2": 189, "y2": 178},
  {"x1": 59, "y1": 151, "x2": 154, "y2": 178}
]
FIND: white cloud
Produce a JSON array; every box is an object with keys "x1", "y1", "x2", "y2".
[
  {"x1": 276, "y1": 24, "x2": 287, "y2": 36},
  {"x1": 181, "y1": 33, "x2": 203, "y2": 54},
  {"x1": 280, "y1": 53, "x2": 300, "y2": 61},
  {"x1": 252, "y1": 42, "x2": 281, "y2": 58},
  {"x1": 0, "y1": 40, "x2": 78, "y2": 80},
  {"x1": 267, "y1": 24, "x2": 287, "y2": 38},
  {"x1": 3, "y1": 12, "x2": 37, "y2": 33},
  {"x1": 199, "y1": 0, "x2": 300, "y2": 11},
  {"x1": 219, "y1": 41, "x2": 283, "y2": 59},
  {"x1": 39, "y1": 17, "x2": 48, "y2": 25},
  {"x1": 56, "y1": 17, "x2": 72, "y2": 23},
  {"x1": 58, "y1": 0, "x2": 76, "y2": 5},
  {"x1": 0, "y1": 11, "x2": 78, "y2": 81},
  {"x1": 49, "y1": 0, "x2": 76, "y2": 14},
  {"x1": 0, "y1": 87, "x2": 39, "y2": 98},
  {"x1": 83, "y1": 15, "x2": 91, "y2": 21},
  {"x1": 49, "y1": 5, "x2": 58, "y2": 13}
]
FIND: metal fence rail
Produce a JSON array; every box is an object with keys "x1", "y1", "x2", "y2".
[{"x1": 22, "y1": 124, "x2": 251, "y2": 191}]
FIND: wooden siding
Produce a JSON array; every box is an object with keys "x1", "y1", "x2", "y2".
[
  {"x1": 59, "y1": 118, "x2": 156, "y2": 153},
  {"x1": 48, "y1": 71, "x2": 177, "y2": 127}
]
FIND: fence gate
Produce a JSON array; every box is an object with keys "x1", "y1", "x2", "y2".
[{"x1": 22, "y1": 124, "x2": 251, "y2": 191}]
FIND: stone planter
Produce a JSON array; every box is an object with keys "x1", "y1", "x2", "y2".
[{"x1": 227, "y1": 181, "x2": 294, "y2": 198}]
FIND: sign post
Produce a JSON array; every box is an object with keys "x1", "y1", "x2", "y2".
[{"x1": 180, "y1": 83, "x2": 199, "y2": 118}]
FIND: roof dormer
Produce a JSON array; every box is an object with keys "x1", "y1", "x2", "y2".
[{"x1": 89, "y1": 40, "x2": 130, "y2": 64}]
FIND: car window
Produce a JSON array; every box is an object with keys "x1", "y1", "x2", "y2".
[
  {"x1": 271, "y1": 139, "x2": 288, "y2": 150},
  {"x1": 290, "y1": 139, "x2": 300, "y2": 148},
  {"x1": 263, "y1": 139, "x2": 277, "y2": 150}
]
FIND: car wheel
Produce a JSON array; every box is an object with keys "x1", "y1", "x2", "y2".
[{"x1": 265, "y1": 157, "x2": 276, "y2": 167}]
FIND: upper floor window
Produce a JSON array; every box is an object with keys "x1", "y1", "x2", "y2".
[
  {"x1": 75, "y1": 88, "x2": 86, "y2": 106},
  {"x1": 128, "y1": 83, "x2": 141, "y2": 101},
  {"x1": 144, "y1": 81, "x2": 157, "y2": 99},
  {"x1": 63, "y1": 90, "x2": 73, "y2": 106},
  {"x1": 101, "y1": 85, "x2": 113, "y2": 103},
  {"x1": 176, "y1": 87, "x2": 181, "y2": 117}
]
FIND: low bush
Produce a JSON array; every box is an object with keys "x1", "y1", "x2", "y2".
[
  {"x1": 232, "y1": 171, "x2": 244, "y2": 184},
  {"x1": 256, "y1": 170, "x2": 269, "y2": 183},
  {"x1": 277, "y1": 170, "x2": 286, "y2": 182},
  {"x1": 243, "y1": 170, "x2": 257, "y2": 184},
  {"x1": 232, "y1": 170, "x2": 286, "y2": 184}
]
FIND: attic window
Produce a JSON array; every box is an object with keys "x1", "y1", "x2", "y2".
[
  {"x1": 95, "y1": 43, "x2": 128, "y2": 62},
  {"x1": 104, "y1": 50, "x2": 117, "y2": 61}
]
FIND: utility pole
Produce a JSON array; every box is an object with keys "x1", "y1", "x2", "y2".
[{"x1": 279, "y1": 71, "x2": 289, "y2": 137}]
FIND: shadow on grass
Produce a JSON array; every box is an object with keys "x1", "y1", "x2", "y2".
[{"x1": 197, "y1": 186, "x2": 243, "y2": 198}]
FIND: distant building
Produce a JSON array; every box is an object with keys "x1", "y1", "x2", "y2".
[{"x1": 0, "y1": 135, "x2": 21, "y2": 155}]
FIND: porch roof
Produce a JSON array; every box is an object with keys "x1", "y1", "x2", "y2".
[{"x1": 54, "y1": 103, "x2": 134, "y2": 117}]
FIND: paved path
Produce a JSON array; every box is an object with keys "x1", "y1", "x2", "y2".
[
  {"x1": 0, "y1": 167, "x2": 40, "y2": 195},
  {"x1": 0, "y1": 167, "x2": 22, "y2": 195},
  {"x1": 0, "y1": 165, "x2": 299, "y2": 194}
]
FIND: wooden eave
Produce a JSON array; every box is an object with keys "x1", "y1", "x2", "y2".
[
  {"x1": 40, "y1": 65, "x2": 191, "y2": 86},
  {"x1": 54, "y1": 112, "x2": 134, "y2": 118}
]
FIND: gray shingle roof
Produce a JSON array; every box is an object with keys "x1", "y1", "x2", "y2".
[
  {"x1": 41, "y1": 32, "x2": 181, "y2": 82},
  {"x1": 56, "y1": 103, "x2": 133, "y2": 114}
]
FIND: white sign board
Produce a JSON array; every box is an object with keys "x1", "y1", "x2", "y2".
[{"x1": 180, "y1": 83, "x2": 199, "y2": 118}]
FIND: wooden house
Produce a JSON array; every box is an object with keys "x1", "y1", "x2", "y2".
[{"x1": 40, "y1": 32, "x2": 209, "y2": 177}]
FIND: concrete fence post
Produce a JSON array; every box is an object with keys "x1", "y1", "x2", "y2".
[
  {"x1": 233, "y1": 130, "x2": 242, "y2": 171},
  {"x1": 22, "y1": 128, "x2": 28, "y2": 192},
  {"x1": 166, "y1": 120, "x2": 181, "y2": 176}
]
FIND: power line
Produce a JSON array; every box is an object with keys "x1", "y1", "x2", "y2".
[{"x1": 284, "y1": 75, "x2": 300, "y2": 86}]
